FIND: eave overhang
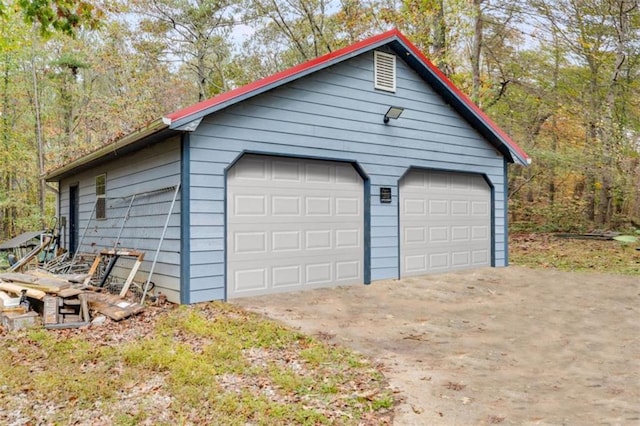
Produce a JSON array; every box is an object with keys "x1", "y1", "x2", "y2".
[{"x1": 45, "y1": 119, "x2": 176, "y2": 182}]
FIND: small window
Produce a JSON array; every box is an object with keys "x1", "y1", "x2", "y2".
[
  {"x1": 95, "y1": 174, "x2": 106, "y2": 220},
  {"x1": 374, "y1": 51, "x2": 396, "y2": 92}
]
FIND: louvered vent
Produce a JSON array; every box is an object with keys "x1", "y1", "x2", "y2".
[{"x1": 374, "y1": 51, "x2": 396, "y2": 92}]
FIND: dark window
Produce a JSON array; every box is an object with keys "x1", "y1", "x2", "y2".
[
  {"x1": 96, "y1": 174, "x2": 106, "y2": 220},
  {"x1": 69, "y1": 184, "x2": 79, "y2": 253}
]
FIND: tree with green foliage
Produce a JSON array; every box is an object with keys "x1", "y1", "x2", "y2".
[
  {"x1": 130, "y1": 0, "x2": 240, "y2": 101},
  {"x1": 518, "y1": 0, "x2": 640, "y2": 228},
  {"x1": 0, "y1": 8, "x2": 46, "y2": 237},
  {"x1": 3, "y1": 0, "x2": 102, "y2": 36}
]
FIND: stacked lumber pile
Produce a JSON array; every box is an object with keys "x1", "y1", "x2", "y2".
[
  {"x1": 0, "y1": 270, "x2": 89, "y2": 329},
  {"x1": 0, "y1": 270, "x2": 145, "y2": 330}
]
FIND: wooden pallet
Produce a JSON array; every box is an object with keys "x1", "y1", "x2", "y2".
[{"x1": 83, "y1": 292, "x2": 144, "y2": 321}]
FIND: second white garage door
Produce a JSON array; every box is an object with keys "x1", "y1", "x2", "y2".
[
  {"x1": 227, "y1": 155, "x2": 364, "y2": 298},
  {"x1": 400, "y1": 169, "x2": 491, "y2": 277}
]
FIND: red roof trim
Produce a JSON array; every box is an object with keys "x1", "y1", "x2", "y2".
[
  {"x1": 165, "y1": 29, "x2": 400, "y2": 123},
  {"x1": 165, "y1": 28, "x2": 529, "y2": 163}
]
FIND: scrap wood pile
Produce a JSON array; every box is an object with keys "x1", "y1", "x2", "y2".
[{"x1": 0, "y1": 269, "x2": 145, "y2": 332}]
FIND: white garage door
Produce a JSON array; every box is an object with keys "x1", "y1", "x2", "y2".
[
  {"x1": 227, "y1": 155, "x2": 364, "y2": 298},
  {"x1": 400, "y1": 169, "x2": 491, "y2": 277}
]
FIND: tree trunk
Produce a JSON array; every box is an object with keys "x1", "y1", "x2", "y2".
[
  {"x1": 1, "y1": 52, "x2": 14, "y2": 238},
  {"x1": 548, "y1": 33, "x2": 561, "y2": 204},
  {"x1": 597, "y1": 0, "x2": 636, "y2": 225},
  {"x1": 30, "y1": 41, "x2": 46, "y2": 225},
  {"x1": 470, "y1": 0, "x2": 483, "y2": 104},
  {"x1": 431, "y1": 0, "x2": 448, "y2": 73}
]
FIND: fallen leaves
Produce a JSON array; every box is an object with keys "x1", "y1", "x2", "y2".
[{"x1": 0, "y1": 301, "x2": 396, "y2": 425}]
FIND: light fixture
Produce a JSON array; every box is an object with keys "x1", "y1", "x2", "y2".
[{"x1": 384, "y1": 106, "x2": 404, "y2": 124}]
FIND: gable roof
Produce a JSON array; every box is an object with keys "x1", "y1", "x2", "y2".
[
  {"x1": 164, "y1": 28, "x2": 530, "y2": 165},
  {"x1": 47, "y1": 29, "x2": 529, "y2": 181}
]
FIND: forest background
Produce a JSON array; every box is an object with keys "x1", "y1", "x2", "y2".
[{"x1": 0, "y1": 0, "x2": 639, "y2": 241}]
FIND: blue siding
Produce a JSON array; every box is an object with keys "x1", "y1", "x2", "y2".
[
  {"x1": 186, "y1": 50, "x2": 508, "y2": 301},
  {"x1": 59, "y1": 137, "x2": 182, "y2": 303}
]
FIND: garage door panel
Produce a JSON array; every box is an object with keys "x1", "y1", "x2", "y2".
[
  {"x1": 472, "y1": 250, "x2": 489, "y2": 264},
  {"x1": 228, "y1": 155, "x2": 364, "y2": 298},
  {"x1": 306, "y1": 263, "x2": 332, "y2": 284},
  {"x1": 305, "y1": 163, "x2": 332, "y2": 183},
  {"x1": 335, "y1": 197, "x2": 360, "y2": 215},
  {"x1": 336, "y1": 260, "x2": 361, "y2": 281},
  {"x1": 405, "y1": 254, "x2": 427, "y2": 272},
  {"x1": 404, "y1": 199, "x2": 426, "y2": 215},
  {"x1": 305, "y1": 197, "x2": 332, "y2": 215},
  {"x1": 272, "y1": 231, "x2": 302, "y2": 251},
  {"x1": 405, "y1": 227, "x2": 426, "y2": 243},
  {"x1": 430, "y1": 253, "x2": 449, "y2": 269},
  {"x1": 234, "y1": 268, "x2": 267, "y2": 292},
  {"x1": 429, "y1": 200, "x2": 448, "y2": 215},
  {"x1": 472, "y1": 201, "x2": 489, "y2": 215},
  {"x1": 306, "y1": 230, "x2": 332, "y2": 249},
  {"x1": 401, "y1": 169, "x2": 491, "y2": 277},
  {"x1": 452, "y1": 252, "x2": 470, "y2": 267},
  {"x1": 451, "y1": 201, "x2": 469, "y2": 215},
  {"x1": 272, "y1": 196, "x2": 302, "y2": 215},
  {"x1": 336, "y1": 229, "x2": 360, "y2": 248},
  {"x1": 233, "y1": 195, "x2": 267, "y2": 216},
  {"x1": 429, "y1": 227, "x2": 448, "y2": 242},
  {"x1": 272, "y1": 265, "x2": 301, "y2": 287},
  {"x1": 450, "y1": 174, "x2": 472, "y2": 189},
  {"x1": 428, "y1": 172, "x2": 449, "y2": 188},
  {"x1": 271, "y1": 160, "x2": 301, "y2": 181},
  {"x1": 451, "y1": 226, "x2": 469, "y2": 241},
  {"x1": 472, "y1": 226, "x2": 489, "y2": 240},
  {"x1": 234, "y1": 232, "x2": 267, "y2": 254}
]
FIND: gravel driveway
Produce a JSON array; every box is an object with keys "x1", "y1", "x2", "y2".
[{"x1": 234, "y1": 266, "x2": 640, "y2": 425}]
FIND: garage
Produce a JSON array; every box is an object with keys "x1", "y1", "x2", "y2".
[
  {"x1": 47, "y1": 30, "x2": 530, "y2": 303},
  {"x1": 227, "y1": 155, "x2": 365, "y2": 298},
  {"x1": 400, "y1": 169, "x2": 491, "y2": 277}
]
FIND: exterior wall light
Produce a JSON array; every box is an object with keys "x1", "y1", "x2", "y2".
[{"x1": 384, "y1": 106, "x2": 404, "y2": 123}]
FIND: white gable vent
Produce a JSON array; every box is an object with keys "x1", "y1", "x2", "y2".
[{"x1": 374, "y1": 51, "x2": 396, "y2": 92}]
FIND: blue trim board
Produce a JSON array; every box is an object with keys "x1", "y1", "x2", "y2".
[
  {"x1": 396, "y1": 181, "x2": 402, "y2": 280},
  {"x1": 58, "y1": 186, "x2": 62, "y2": 246},
  {"x1": 223, "y1": 161, "x2": 229, "y2": 301},
  {"x1": 477, "y1": 172, "x2": 497, "y2": 268},
  {"x1": 180, "y1": 133, "x2": 191, "y2": 304},
  {"x1": 364, "y1": 178, "x2": 371, "y2": 284},
  {"x1": 504, "y1": 158, "x2": 509, "y2": 266},
  {"x1": 491, "y1": 179, "x2": 496, "y2": 267}
]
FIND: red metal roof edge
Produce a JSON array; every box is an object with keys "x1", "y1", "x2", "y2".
[
  {"x1": 391, "y1": 32, "x2": 531, "y2": 164},
  {"x1": 165, "y1": 28, "x2": 530, "y2": 164},
  {"x1": 165, "y1": 29, "x2": 400, "y2": 124}
]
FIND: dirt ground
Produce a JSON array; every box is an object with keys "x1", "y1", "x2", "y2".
[{"x1": 235, "y1": 266, "x2": 640, "y2": 425}]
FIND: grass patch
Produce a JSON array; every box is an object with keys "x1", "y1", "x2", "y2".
[
  {"x1": 0, "y1": 330, "x2": 127, "y2": 422},
  {"x1": 510, "y1": 233, "x2": 640, "y2": 274},
  {"x1": 0, "y1": 302, "x2": 394, "y2": 425}
]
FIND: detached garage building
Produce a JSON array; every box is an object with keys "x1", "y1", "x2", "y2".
[{"x1": 45, "y1": 29, "x2": 530, "y2": 304}]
